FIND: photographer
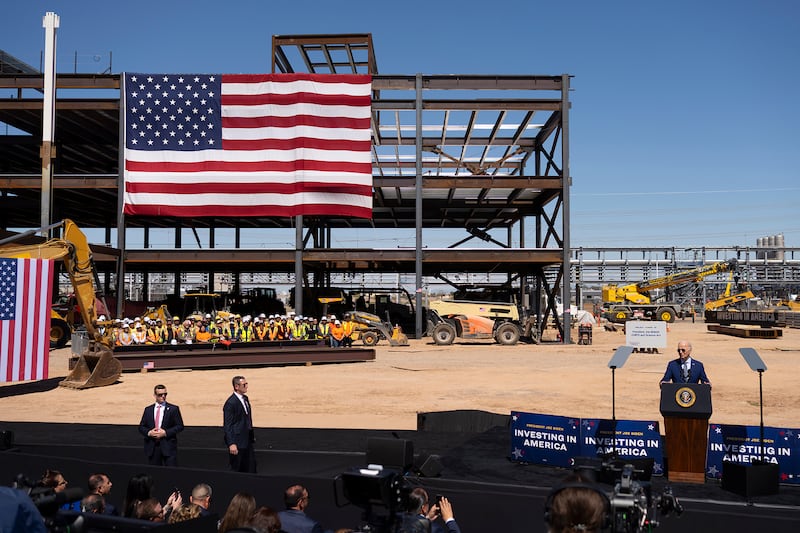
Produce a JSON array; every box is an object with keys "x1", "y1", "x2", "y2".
[
  {"x1": 545, "y1": 473, "x2": 609, "y2": 533},
  {"x1": 398, "y1": 488, "x2": 461, "y2": 533}
]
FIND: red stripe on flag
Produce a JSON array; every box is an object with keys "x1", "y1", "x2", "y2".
[
  {"x1": 223, "y1": 115, "x2": 370, "y2": 130},
  {"x1": 123, "y1": 203, "x2": 373, "y2": 218},
  {"x1": 222, "y1": 73, "x2": 371, "y2": 85},
  {"x1": 125, "y1": 181, "x2": 372, "y2": 196},
  {"x1": 221, "y1": 138, "x2": 371, "y2": 152},
  {"x1": 222, "y1": 92, "x2": 370, "y2": 107}
]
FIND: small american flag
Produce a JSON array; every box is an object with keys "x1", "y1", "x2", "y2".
[
  {"x1": 0, "y1": 258, "x2": 53, "y2": 382},
  {"x1": 122, "y1": 73, "x2": 373, "y2": 218}
]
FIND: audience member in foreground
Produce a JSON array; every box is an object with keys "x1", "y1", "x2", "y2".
[{"x1": 219, "y1": 491, "x2": 257, "y2": 533}]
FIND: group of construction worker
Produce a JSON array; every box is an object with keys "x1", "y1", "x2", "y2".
[{"x1": 108, "y1": 311, "x2": 358, "y2": 347}]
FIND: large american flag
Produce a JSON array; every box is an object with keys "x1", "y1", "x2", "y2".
[
  {"x1": 122, "y1": 73, "x2": 373, "y2": 218},
  {"x1": 0, "y1": 258, "x2": 53, "y2": 382}
]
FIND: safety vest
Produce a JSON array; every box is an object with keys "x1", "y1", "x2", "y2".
[
  {"x1": 240, "y1": 325, "x2": 255, "y2": 342},
  {"x1": 268, "y1": 323, "x2": 283, "y2": 341},
  {"x1": 317, "y1": 323, "x2": 330, "y2": 337},
  {"x1": 117, "y1": 330, "x2": 133, "y2": 346},
  {"x1": 132, "y1": 329, "x2": 147, "y2": 344},
  {"x1": 177, "y1": 327, "x2": 193, "y2": 343},
  {"x1": 256, "y1": 324, "x2": 268, "y2": 340}
]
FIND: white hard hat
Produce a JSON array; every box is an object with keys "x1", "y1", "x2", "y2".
[
  {"x1": 98, "y1": 315, "x2": 106, "y2": 321},
  {"x1": 205, "y1": 313, "x2": 212, "y2": 319}
]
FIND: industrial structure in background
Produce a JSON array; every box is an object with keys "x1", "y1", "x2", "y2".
[
  {"x1": 2, "y1": 38, "x2": 800, "y2": 342},
  {"x1": 0, "y1": 35, "x2": 574, "y2": 341}
]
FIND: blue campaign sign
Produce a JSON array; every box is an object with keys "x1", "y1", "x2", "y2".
[
  {"x1": 510, "y1": 411, "x2": 581, "y2": 468},
  {"x1": 580, "y1": 419, "x2": 664, "y2": 476},
  {"x1": 707, "y1": 423, "x2": 800, "y2": 484}
]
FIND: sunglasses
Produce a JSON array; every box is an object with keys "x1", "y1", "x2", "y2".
[{"x1": 156, "y1": 392, "x2": 168, "y2": 397}]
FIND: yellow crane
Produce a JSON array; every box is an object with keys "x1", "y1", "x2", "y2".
[{"x1": 602, "y1": 259, "x2": 738, "y2": 323}]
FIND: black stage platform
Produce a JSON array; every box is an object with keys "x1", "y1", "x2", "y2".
[{"x1": 1, "y1": 413, "x2": 799, "y2": 532}]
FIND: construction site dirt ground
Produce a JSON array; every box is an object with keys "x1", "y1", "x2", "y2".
[{"x1": 2, "y1": 319, "x2": 799, "y2": 432}]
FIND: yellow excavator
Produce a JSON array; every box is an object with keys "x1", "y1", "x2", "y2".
[
  {"x1": 0, "y1": 220, "x2": 122, "y2": 389},
  {"x1": 704, "y1": 272, "x2": 755, "y2": 311}
]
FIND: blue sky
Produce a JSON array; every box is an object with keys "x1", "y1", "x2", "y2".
[{"x1": 3, "y1": 1, "x2": 799, "y2": 249}]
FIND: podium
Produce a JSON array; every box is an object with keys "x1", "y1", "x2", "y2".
[{"x1": 660, "y1": 383, "x2": 712, "y2": 483}]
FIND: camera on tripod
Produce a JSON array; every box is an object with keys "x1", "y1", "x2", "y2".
[
  {"x1": 549, "y1": 458, "x2": 683, "y2": 533},
  {"x1": 334, "y1": 465, "x2": 410, "y2": 532}
]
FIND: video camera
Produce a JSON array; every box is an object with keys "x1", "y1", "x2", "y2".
[
  {"x1": 335, "y1": 464, "x2": 448, "y2": 533},
  {"x1": 11, "y1": 474, "x2": 85, "y2": 532},
  {"x1": 590, "y1": 459, "x2": 683, "y2": 532}
]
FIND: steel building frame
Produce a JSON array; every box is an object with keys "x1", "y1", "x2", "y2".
[{"x1": 0, "y1": 35, "x2": 573, "y2": 339}]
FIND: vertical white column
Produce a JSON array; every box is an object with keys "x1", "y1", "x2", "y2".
[{"x1": 41, "y1": 11, "x2": 60, "y2": 236}]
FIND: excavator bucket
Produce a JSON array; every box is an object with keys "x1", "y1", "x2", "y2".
[
  {"x1": 59, "y1": 343, "x2": 122, "y2": 389},
  {"x1": 390, "y1": 325, "x2": 409, "y2": 346}
]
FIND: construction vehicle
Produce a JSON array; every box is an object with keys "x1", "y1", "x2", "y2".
[
  {"x1": 229, "y1": 287, "x2": 286, "y2": 317},
  {"x1": 775, "y1": 295, "x2": 800, "y2": 311},
  {"x1": 0, "y1": 219, "x2": 122, "y2": 388},
  {"x1": 426, "y1": 299, "x2": 540, "y2": 346},
  {"x1": 705, "y1": 291, "x2": 756, "y2": 311},
  {"x1": 602, "y1": 259, "x2": 738, "y2": 323},
  {"x1": 142, "y1": 303, "x2": 173, "y2": 323},
  {"x1": 181, "y1": 292, "x2": 233, "y2": 322},
  {"x1": 49, "y1": 292, "x2": 112, "y2": 347},
  {"x1": 292, "y1": 286, "x2": 417, "y2": 333},
  {"x1": 350, "y1": 311, "x2": 409, "y2": 347},
  {"x1": 704, "y1": 273, "x2": 755, "y2": 311}
]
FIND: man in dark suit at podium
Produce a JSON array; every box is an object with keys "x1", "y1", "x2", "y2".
[{"x1": 661, "y1": 340, "x2": 711, "y2": 386}]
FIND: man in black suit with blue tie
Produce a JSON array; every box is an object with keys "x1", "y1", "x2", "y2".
[
  {"x1": 138, "y1": 384, "x2": 184, "y2": 466},
  {"x1": 660, "y1": 340, "x2": 711, "y2": 386},
  {"x1": 223, "y1": 375, "x2": 257, "y2": 473}
]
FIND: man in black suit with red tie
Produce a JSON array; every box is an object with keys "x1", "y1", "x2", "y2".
[
  {"x1": 223, "y1": 375, "x2": 257, "y2": 473},
  {"x1": 138, "y1": 384, "x2": 184, "y2": 466}
]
